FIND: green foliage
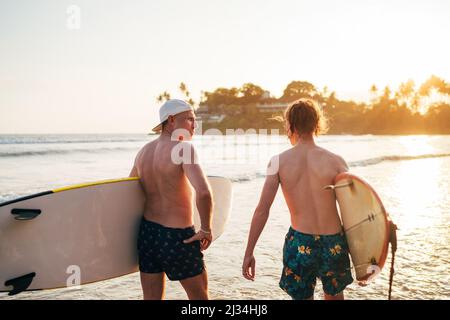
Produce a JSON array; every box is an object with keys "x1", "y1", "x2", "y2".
[
  {"x1": 239, "y1": 83, "x2": 265, "y2": 104},
  {"x1": 280, "y1": 81, "x2": 317, "y2": 102},
  {"x1": 159, "y1": 77, "x2": 450, "y2": 134}
]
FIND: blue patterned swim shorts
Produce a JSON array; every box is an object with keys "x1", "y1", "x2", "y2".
[
  {"x1": 279, "y1": 227, "x2": 353, "y2": 299},
  {"x1": 137, "y1": 218, "x2": 205, "y2": 281}
]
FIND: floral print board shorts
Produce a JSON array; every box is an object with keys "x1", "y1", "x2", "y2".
[{"x1": 279, "y1": 227, "x2": 353, "y2": 299}]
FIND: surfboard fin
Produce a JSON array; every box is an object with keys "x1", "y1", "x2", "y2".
[
  {"x1": 4, "y1": 272, "x2": 36, "y2": 295},
  {"x1": 11, "y1": 208, "x2": 41, "y2": 220}
]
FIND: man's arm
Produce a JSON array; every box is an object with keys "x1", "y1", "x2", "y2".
[
  {"x1": 336, "y1": 155, "x2": 349, "y2": 174},
  {"x1": 242, "y1": 158, "x2": 280, "y2": 280},
  {"x1": 129, "y1": 165, "x2": 138, "y2": 177},
  {"x1": 129, "y1": 148, "x2": 142, "y2": 177},
  {"x1": 181, "y1": 143, "x2": 213, "y2": 250}
]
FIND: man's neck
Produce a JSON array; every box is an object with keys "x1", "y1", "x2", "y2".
[
  {"x1": 160, "y1": 130, "x2": 172, "y2": 140},
  {"x1": 295, "y1": 134, "x2": 315, "y2": 146}
]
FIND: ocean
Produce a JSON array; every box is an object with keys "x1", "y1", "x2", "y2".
[{"x1": 0, "y1": 134, "x2": 449, "y2": 300}]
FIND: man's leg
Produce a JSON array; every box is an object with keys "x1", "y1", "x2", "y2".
[
  {"x1": 179, "y1": 270, "x2": 209, "y2": 300},
  {"x1": 324, "y1": 291, "x2": 344, "y2": 300},
  {"x1": 140, "y1": 272, "x2": 165, "y2": 300}
]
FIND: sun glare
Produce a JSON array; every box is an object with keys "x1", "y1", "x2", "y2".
[
  {"x1": 398, "y1": 136, "x2": 436, "y2": 156},
  {"x1": 393, "y1": 158, "x2": 442, "y2": 231},
  {"x1": 391, "y1": 137, "x2": 444, "y2": 231}
]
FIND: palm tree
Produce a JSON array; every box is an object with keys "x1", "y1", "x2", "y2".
[
  {"x1": 179, "y1": 82, "x2": 187, "y2": 96},
  {"x1": 418, "y1": 75, "x2": 450, "y2": 114},
  {"x1": 179, "y1": 82, "x2": 195, "y2": 105},
  {"x1": 383, "y1": 86, "x2": 391, "y2": 100},
  {"x1": 369, "y1": 84, "x2": 379, "y2": 107},
  {"x1": 370, "y1": 84, "x2": 378, "y2": 96},
  {"x1": 156, "y1": 91, "x2": 171, "y2": 103},
  {"x1": 395, "y1": 80, "x2": 416, "y2": 110},
  {"x1": 163, "y1": 91, "x2": 171, "y2": 101}
]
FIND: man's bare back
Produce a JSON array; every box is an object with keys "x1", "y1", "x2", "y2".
[
  {"x1": 133, "y1": 138, "x2": 194, "y2": 228},
  {"x1": 132, "y1": 100, "x2": 212, "y2": 300},
  {"x1": 278, "y1": 142, "x2": 348, "y2": 235},
  {"x1": 243, "y1": 99, "x2": 354, "y2": 300}
]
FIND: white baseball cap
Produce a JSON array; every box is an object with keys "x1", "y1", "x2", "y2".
[{"x1": 152, "y1": 99, "x2": 194, "y2": 133}]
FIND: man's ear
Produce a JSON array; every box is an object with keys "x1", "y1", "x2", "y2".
[{"x1": 168, "y1": 115, "x2": 174, "y2": 124}]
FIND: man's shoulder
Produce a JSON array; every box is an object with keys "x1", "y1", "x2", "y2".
[
  {"x1": 275, "y1": 148, "x2": 292, "y2": 166},
  {"x1": 331, "y1": 151, "x2": 348, "y2": 171},
  {"x1": 314, "y1": 145, "x2": 339, "y2": 158},
  {"x1": 143, "y1": 139, "x2": 158, "y2": 149},
  {"x1": 278, "y1": 147, "x2": 296, "y2": 159},
  {"x1": 137, "y1": 138, "x2": 165, "y2": 160},
  {"x1": 138, "y1": 140, "x2": 157, "y2": 154},
  {"x1": 148, "y1": 137, "x2": 190, "y2": 151},
  {"x1": 313, "y1": 146, "x2": 346, "y2": 165}
]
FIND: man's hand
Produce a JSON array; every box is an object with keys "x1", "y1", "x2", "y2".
[
  {"x1": 183, "y1": 230, "x2": 213, "y2": 251},
  {"x1": 358, "y1": 281, "x2": 369, "y2": 287},
  {"x1": 242, "y1": 255, "x2": 256, "y2": 281}
]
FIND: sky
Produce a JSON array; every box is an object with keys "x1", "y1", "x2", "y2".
[{"x1": 1, "y1": 0, "x2": 449, "y2": 133}]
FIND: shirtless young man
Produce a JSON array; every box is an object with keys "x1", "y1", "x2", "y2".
[
  {"x1": 130, "y1": 99, "x2": 213, "y2": 300},
  {"x1": 242, "y1": 99, "x2": 353, "y2": 300}
]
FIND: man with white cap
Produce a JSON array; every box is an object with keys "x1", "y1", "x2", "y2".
[{"x1": 129, "y1": 99, "x2": 213, "y2": 300}]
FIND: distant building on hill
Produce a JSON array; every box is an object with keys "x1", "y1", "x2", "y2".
[
  {"x1": 256, "y1": 102, "x2": 290, "y2": 113},
  {"x1": 195, "y1": 104, "x2": 209, "y2": 115},
  {"x1": 195, "y1": 105, "x2": 225, "y2": 123},
  {"x1": 261, "y1": 91, "x2": 271, "y2": 100},
  {"x1": 257, "y1": 91, "x2": 292, "y2": 112}
]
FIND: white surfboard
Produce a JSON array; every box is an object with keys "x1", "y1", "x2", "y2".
[
  {"x1": 330, "y1": 173, "x2": 392, "y2": 281},
  {"x1": 0, "y1": 176, "x2": 232, "y2": 295}
]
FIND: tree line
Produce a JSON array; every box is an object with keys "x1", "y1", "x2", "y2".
[{"x1": 156, "y1": 76, "x2": 450, "y2": 134}]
